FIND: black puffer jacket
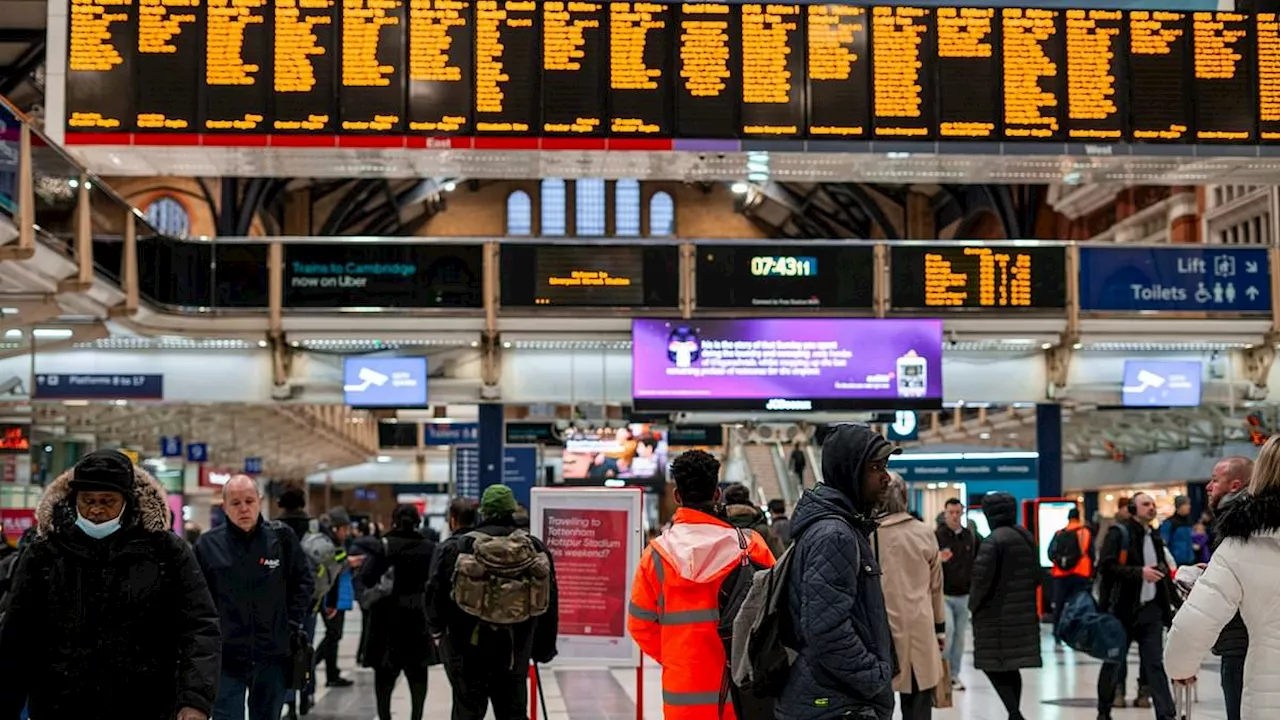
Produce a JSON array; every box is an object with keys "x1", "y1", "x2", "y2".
[
  {"x1": 969, "y1": 492, "x2": 1042, "y2": 672},
  {"x1": 1212, "y1": 490, "x2": 1249, "y2": 658},
  {"x1": 0, "y1": 466, "x2": 221, "y2": 720},
  {"x1": 778, "y1": 425, "x2": 895, "y2": 720}
]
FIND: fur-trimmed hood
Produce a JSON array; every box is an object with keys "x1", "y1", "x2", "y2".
[
  {"x1": 1215, "y1": 491, "x2": 1280, "y2": 541},
  {"x1": 37, "y1": 464, "x2": 172, "y2": 537}
]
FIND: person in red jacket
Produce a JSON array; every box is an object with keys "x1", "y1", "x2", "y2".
[{"x1": 628, "y1": 450, "x2": 776, "y2": 719}]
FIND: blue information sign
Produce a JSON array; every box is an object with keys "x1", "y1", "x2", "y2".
[
  {"x1": 34, "y1": 374, "x2": 164, "y2": 400},
  {"x1": 425, "y1": 423, "x2": 479, "y2": 446},
  {"x1": 455, "y1": 446, "x2": 480, "y2": 499},
  {"x1": 1080, "y1": 247, "x2": 1271, "y2": 313},
  {"x1": 244, "y1": 457, "x2": 263, "y2": 475},
  {"x1": 502, "y1": 447, "x2": 538, "y2": 508},
  {"x1": 160, "y1": 436, "x2": 183, "y2": 458},
  {"x1": 187, "y1": 443, "x2": 209, "y2": 463}
]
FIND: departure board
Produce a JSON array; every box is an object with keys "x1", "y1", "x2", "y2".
[
  {"x1": 1065, "y1": 9, "x2": 1125, "y2": 140},
  {"x1": 740, "y1": 3, "x2": 804, "y2": 137},
  {"x1": 340, "y1": 0, "x2": 405, "y2": 132},
  {"x1": 936, "y1": 7, "x2": 999, "y2": 140},
  {"x1": 1193, "y1": 12, "x2": 1254, "y2": 143},
  {"x1": 676, "y1": 3, "x2": 740, "y2": 138},
  {"x1": 136, "y1": 0, "x2": 203, "y2": 130},
  {"x1": 871, "y1": 6, "x2": 935, "y2": 139},
  {"x1": 696, "y1": 244, "x2": 875, "y2": 309},
  {"x1": 67, "y1": 0, "x2": 136, "y2": 130},
  {"x1": 1002, "y1": 8, "x2": 1063, "y2": 140},
  {"x1": 204, "y1": 0, "x2": 271, "y2": 131},
  {"x1": 542, "y1": 1, "x2": 606, "y2": 136},
  {"x1": 806, "y1": 4, "x2": 869, "y2": 138},
  {"x1": 1129, "y1": 10, "x2": 1191, "y2": 142},
  {"x1": 1260, "y1": 14, "x2": 1280, "y2": 141},
  {"x1": 407, "y1": 0, "x2": 472, "y2": 134},
  {"x1": 475, "y1": 0, "x2": 540, "y2": 135},
  {"x1": 609, "y1": 2, "x2": 674, "y2": 137},
  {"x1": 890, "y1": 245, "x2": 1067, "y2": 311},
  {"x1": 272, "y1": 0, "x2": 336, "y2": 132}
]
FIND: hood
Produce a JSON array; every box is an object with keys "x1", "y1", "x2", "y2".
[
  {"x1": 820, "y1": 424, "x2": 893, "y2": 513},
  {"x1": 981, "y1": 492, "x2": 1018, "y2": 529},
  {"x1": 37, "y1": 464, "x2": 171, "y2": 537},
  {"x1": 651, "y1": 508, "x2": 746, "y2": 583},
  {"x1": 1216, "y1": 491, "x2": 1280, "y2": 541},
  {"x1": 1215, "y1": 488, "x2": 1247, "y2": 515},
  {"x1": 725, "y1": 503, "x2": 766, "y2": 526},
  {"x1": 791, "y1": 483, "x2": 876, "y2": 538},
  {"x1": 877, "y1": 511, "x2": 916, "y2": 528}
]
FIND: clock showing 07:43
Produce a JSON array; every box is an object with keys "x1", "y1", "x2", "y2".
[{"x1": 750, "y1": 255, "x2": 818, "y2": 278}]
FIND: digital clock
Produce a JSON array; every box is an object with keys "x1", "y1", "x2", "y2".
[{"x1": 750, "y1": 255, "x2": 818, "y2": 278}]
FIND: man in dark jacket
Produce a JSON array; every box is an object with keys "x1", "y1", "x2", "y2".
[
  {"x1": 723, "y1": 482, "x2": 785, "y2": 557},
  {"x1": 275, "y1": 487, "x2": 311, "y2": 540},
  {"x1": 779, "y1": 424, "x2": 897, "y2": 720},
  {"x1": 767, "y1": 499, "x2": 792, "y2": 549},
  {"x1": 0, "y1": 450, "x2": 221, "y2": 720},
  {"x1": 1160, "y1": 495, "x2": 1196, "y2": 567},
  {"x1": 1203, "y1": 456, "x2": 1252, "y2": 720},
  {"x1": 1096, "y1": 492, "x2": 1176, "y2": 720},
  {"x1": 195, "y1": 475, "x2": 314, "y2": 720},
  {"x1": 427, "y1": 486, "x2": 557, "y2": 720},
  {"x1": 936, "y1": 496, "x2": 978, "y2": 690}
]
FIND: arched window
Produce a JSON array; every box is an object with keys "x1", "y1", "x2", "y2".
[
  {"x1": 615, "y1": 179, "x2": 641, "y2": 236},
  {"x1": 145, "y1": 196, "x2": 190, "y2": 238},
  {"x1": 541, "y1": 179, "x2": 567, "y2": 236},
  {"x1": 506, "y1": 190, "x2": 532, "y2": 236},
  {"x1": 576, "y1": 178, "x2": 606, "y2": 236},
  {"x1": 649, "y1": 191, "x2": 675, "y2": 237}
]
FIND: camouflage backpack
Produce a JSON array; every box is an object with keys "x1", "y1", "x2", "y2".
[{"x1": 451, "y1": 530, "x2": 552, "y2": 625}]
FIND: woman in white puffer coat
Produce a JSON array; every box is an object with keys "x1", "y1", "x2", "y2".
[{"x1": 1166, "y1": 434, "x2": 1280, "y2": 717}]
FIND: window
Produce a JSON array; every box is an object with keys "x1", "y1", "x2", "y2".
[
  {"x1": 649, "y1": 191, "x2": 675, "y2": 236},
  {"x1": 615, "y1": 179, "x2": 641, "y2": 236},
  {"x1": 541, "y1": 179, "x2": 566, "y2": 236},
  {"x1": 506, "y1": 190, "x2": 532, "y2": 236},
  {"x1": 576, "y1": 179, "x2": 606, "y2": 236},
  {"x1": 145, "y1": 196, "x2": 190, "y2": 238}
]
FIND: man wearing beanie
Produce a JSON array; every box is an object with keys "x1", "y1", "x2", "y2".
[
  {"x1": 426, "y1": 485, "x2": 559, "y2": 719},
  {"x1": 0, "y1": 450, "x2": 222, "y2": 720}
]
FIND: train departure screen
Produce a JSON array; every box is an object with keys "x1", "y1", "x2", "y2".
[
  {"x1": 609, "y1": 2, "x2": 674, "y2": 137},
  {"x1": 806, "y1": 4, "x2": 869, "y2": 138},
  {"x1": 542, "y1": 1, "x2": 606, "y2": 136},
  {"x1": 135, "y1": 0, "x2": 202, "y2": 130},
  {"x1": 1129, "y1": 10, "x2": 1191, "y2": 142},
  {"x1": 740, "y1": 3, "x2": 804, "y2": 137},
  {"x1": 1260, "y1": 14, "x2": 1280, "y2": 140},
  {"x1": 407, "y1": 0, "x2": 472, "y2": 135},
  {"x1": 475, "y1": 0, "x2": 540, "y2": 134},
  {"x1": 272, "y1": 0, "x2": 336, "y2": 132},
  {"x1": 1192, "y1": 11, "x2": 1254, "y2": 142},
  {"x1": 339, "y1": 0, "x2": 405, "y2": 132},
  {"x1": 1002, "y1": 7, "x2": 1064, "y2": 140},
  {"x1": 871, "y1": 6, "x2": 935, "y2": 139},
  {"x1": 890, "y1": 245, "x2": 1067, "y2": 310},
  {"x1": 936, "y1": 7, "x2": 999, "y2": 139},
  {"x1": 1065, "y1": 9, "x2": 1125, "y2": 140},
  {"x1": 67, "y1": 0, "x2": 136, "y2": 130},
  {"x1": 204, "y1": 0, "x2": 270, "y2": 131},
  {"x1": 676, "y1": 3, "x2": 740, "y2": 138}
]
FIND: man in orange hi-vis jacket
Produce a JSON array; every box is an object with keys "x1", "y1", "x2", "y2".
[{"x1": 629, "y1": 449, "x2": 777, "y2": 719}]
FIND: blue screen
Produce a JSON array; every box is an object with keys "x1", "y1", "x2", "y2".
[
  {"x1": 1122, "y1": 360, "x2": 1202, "y2": 407},
  {"x1": 343, "y1": 357, "x2": 428, "y2": 407}
]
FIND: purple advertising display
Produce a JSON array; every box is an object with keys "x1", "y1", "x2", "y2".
[{"x1": 631, "y1": 318, "x2": 943, "y2": 411}]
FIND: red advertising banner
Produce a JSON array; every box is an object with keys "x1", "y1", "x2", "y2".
[
  {"x1": 542, "y1": 507, "x2": 629, "y2": 638},
  {"x1": 1, "y1": 508, "x2": 36, "y2": 544}
]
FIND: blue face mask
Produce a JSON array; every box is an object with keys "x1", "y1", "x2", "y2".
[{"x1": 76, "y1": 512, "x2": 123, "y2": 540}]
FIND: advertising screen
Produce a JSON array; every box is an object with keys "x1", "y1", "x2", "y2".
[
  {"x1": 342, "y1": 357, "x2": 428, "y2": 408},
  {"x1": 561, "y1": 424, "x2": 668, "y2": 483},
  {"x1": 1037, "y1": 500, "x2": 1078, "y2": 568},
  {"x1": 284, "y1": 244, "x2": 483, "y2": 308},
  {"x1": 631, "y1": 318, "x2": 944, "y2": 411},
  {"x1": 1122, "y1": 360, "x2": 1203, "y2": 407}
]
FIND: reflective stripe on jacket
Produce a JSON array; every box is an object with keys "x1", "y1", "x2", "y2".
[{"x1": 628, "y1": 507, "x2": 776, "y2": 719}]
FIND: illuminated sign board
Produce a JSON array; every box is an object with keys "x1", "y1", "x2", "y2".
[{"x1": 889, "y1": 245, "x2": 1067, "y2": 310}]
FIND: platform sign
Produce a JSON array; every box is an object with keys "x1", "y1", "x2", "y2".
[
  {"x1": 160, "y1": 436, "x2": 183, "y2": 458},
  {"x1": 34, "y1": 374, "x2": 164, "y2": 400},
  {"x1": 1080, "y1": 247, "x2": 1271, "y2": 313},
  {"x1": 425, "y1": 423, "x2": 479, "y2": 446},
  {"x1": 187, "y1": 443, "x2": 208, "y2": 463}
]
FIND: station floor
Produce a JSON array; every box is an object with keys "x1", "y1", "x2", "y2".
[{"x1": 306, "y1": 612, "x2": 1230, "y2": 720}]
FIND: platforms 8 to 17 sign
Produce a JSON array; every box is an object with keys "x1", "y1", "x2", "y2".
[{"x1": 1079, "y1": 247, "x2": 1272, "y2": 313}]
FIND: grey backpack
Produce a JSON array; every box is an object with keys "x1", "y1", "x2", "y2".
[{"x1": 451, "y1": 530, "x2": 552, "y2": 625}]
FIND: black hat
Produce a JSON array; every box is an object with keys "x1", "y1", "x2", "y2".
[{"x1": 70, "y1": 450, "x2": 135, "y2": 496}]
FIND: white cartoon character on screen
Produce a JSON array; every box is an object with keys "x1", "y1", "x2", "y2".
[{"x1": 666, "y1": 325, "x2": 701, "y2": 368}]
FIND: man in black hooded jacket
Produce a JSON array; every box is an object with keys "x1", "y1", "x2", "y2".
[{"x1": 778, "y1": 424, "x2": 898, "y2": 720}]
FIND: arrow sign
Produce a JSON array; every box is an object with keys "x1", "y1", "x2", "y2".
[
  {"x1": 1080, "y1": 247, "x2": 1271, "y2": 313},
  {"x1": 1247, "y1": 260, "x2": 1260, "y2": 274},
  {"x1": 1248, "y1": 286, "x2": 1260, "y2": 300}
]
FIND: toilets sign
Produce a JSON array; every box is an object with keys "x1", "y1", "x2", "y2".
[{"x1": 1079, "y1": 247, "x2": 1271, "y2": 313}]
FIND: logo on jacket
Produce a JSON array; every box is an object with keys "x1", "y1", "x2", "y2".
[{"x1": 259, "y1": 557, "x2": 281, "y2": 569}]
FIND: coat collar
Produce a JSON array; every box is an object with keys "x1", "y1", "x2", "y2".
[{"x1": 1216, "y1": 491, "x2": 1280, "y2": 540}]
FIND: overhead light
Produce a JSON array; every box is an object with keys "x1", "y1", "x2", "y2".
[
  {"x1": 33, "y1": 328, "x2": 74, "y2": 339},
  {"x1": 979, "y1": 432, "x2": 991, "y2": 440},
  {"x1": 926, "y1": 483, "x2": 938, "y2": 490},
  {"x1": 1076, "y1": 496, "x2": 1085, "y2": 502},
  {"x1": 1105, "y1": 494, "x2": 1115, "y2": 501},
  {"x1": 1072, "y1": 342, "x2": 1083, "y2": 350},
  {"x1": 257, "y1": 340, "x2": 268, "y2": 348},
  {"x1": 502, "y1": 341, "x2": 512, "y2": 349},
  {"x1": 113, "y1": 399, "x2": 128, "y2": 406},
  {"x1": 63, "y1": 400, "x2": 89, "y2": 406},
  {"x1": 2, "y1": 329, "x2": 21, "y2": 340},
  {"x1": 376, "y1": 455, "x2": 392, "y2": 463},
  {"x1": 68, "y1": 179, "x2": 79, "y2": 189},
  {"x1": 1001, "y1": 339, "x2": 1036, "y2": 345},
  {"x1": 442, "y1": 181, "x2": 457, "y2": 192},
  {"x1": 731, "y1": 182, "x2": 750, "y2": 195},
  {"x1": 1041, "y1": 342, "x2": 1052, "y2": 350},
  {"x1": 604, "y1": 479, "x2": 625, "y2": 488},
  {"x1": 0, "y1": 307, "x2": 17, "y2": 315}
]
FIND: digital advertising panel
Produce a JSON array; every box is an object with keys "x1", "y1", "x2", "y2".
[
  {"x1": 561, "y1": 424, "x2": 669, "y2": 483},
  {"x1": 1121, "y1": 359, "x2": 1203, "y2": 407},
  {"x1": 342, "y1": 357, "x2": 428, "y2": 408}
]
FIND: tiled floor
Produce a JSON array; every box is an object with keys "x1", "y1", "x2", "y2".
[{"x1": 306, "y1": 612, "x2": 1229, "y2": 720}]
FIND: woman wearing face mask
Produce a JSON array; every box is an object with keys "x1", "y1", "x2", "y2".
[{"x1": 0, "y1": 449, "x2": 222, "y2": 720}]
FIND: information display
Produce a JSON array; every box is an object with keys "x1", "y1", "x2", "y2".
[
  {"x1": 872, "y1": 6, "x2": 936, "y2": 138},
  {"x1": 676, "y1": 3, "x2": 740, "y2": 138},
  {"x1": 542, "y1": 1, "x2": 607, "y2": 136},
  {"x1": 474, "y1": 0, "x2": 539, "y2": 134},
  {"x1": 501, "y1": 245, "x2": 679, "y2": 308},
  {"x1": 67, "y1": 0, "x2": 136, "y2": 130},
  {"x1": 936, "y1": 7, "x2": 999, "y2": 139},
  {"x1": 806, "y1": 4, "x2": 870, "y2": 137},
  {"x1": 283, "y1": 244, "x2": 483, "y2": 308},
  {"x1": 890, "y1": 245, "x2": 1067, "y2": 310},
  {"x1": 695, "y1": 244, "x2": 875, "y2": 309},
  {"x1": 609, "y1": 2, "x2": 674, "y2": 136},
  {"x1": 340, "y1": 0, "x2": 405, "y2": 132},
  {"x1": 740, "y1": 3, "x2": 804, "y2": 137},
  {"x1": 1193, "y1": 11, "x2": 1254, "y2": 142},
  {"x1": 1129, "y1": 10, "x2": 1191, "y2": 142},
  {"x1": 272, "y1": 0, "x2": 337, "y2": 132},
  {"x1": 1260, "y1": 13, "x2": 1280, "y2": 140},
  {"x1": 407, "y1": 0, "x2": 473, "y2": 134},
  {"x1": 1065, "y1": 9, "x2": 1126, "y2": 140},
  {"x1": 205, "y1": 0, "x2": 271, "y2": 131},
  {"x1": 135, "y1": 0, "x2": 203, "y2": 130},
  {"x1": 1002, "y1": 7, "x2": 1063, "y2": 140}
]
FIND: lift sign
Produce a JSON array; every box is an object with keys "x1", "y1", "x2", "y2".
[{"x1": 1079, "y1": 247, "x2": 1271, "y2": 313}]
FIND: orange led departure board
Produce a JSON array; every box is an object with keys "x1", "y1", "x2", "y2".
[
  {"x1": 740, "y1": 3, "x2": 803, "y2": 137},
  {"x1": 1129, "y1": 10, "x2": 1191, "y2": 142},
  {"x1": 407, "y1": 0, "x2": 471, "y2": 134},
  {"x1": 205, "y1": 0, "x2": 269, "y2": 131},
  {"x1": 936, "y1": 7, "x2": 998, "y2": 139},
  {"x1": 677, "y1": 3, "x2": 740, "y2": 138},
  {"x1": 806, "y1": 4, "x2": 869, "y2": 138},
  {"x1": 543, "y1": 1, "x2": 606, "y2": 136},
  {"x1": 609, "y1": 2, "x2": 674, "y2": 136},
  {"x1": 1260, "y1": 13, "x2": 1280, "y2": 141},
  {"x1": 1192, "y1": 11, "x2": 1254, "y2": 142},
  {"x1": 340, "y1": 0, "x2": 405, "y2": 132},
  {"x1": 1065, "y1": 8, "x2": 1125, "y2": 140},
  {"x1": 67, "y1": 0, "x2": 135, "y2": 129},
  {"x1": 1002, "y1": 8, "x2": 1063, "y2": 140},
  {"x1": 273, "y1": 0, "x2": 336, "y2": 132},
  {"x1": 872, "y1": 6, "x2": 935, "y2": 139},
  {"x1": 891, "y1": 245, "x2": 1067, "y2": 310},
  {"x1": 136, "y1": 0, "x2": 201, "y2": 130},
  {"x1": 475, "y1": 0, "x2": 539, "y2": 134}
]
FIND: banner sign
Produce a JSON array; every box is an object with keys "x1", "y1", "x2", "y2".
[
  {"x1": 424, "y1": 423, "x2": 479, "y2": 446},
  {"x1": 889, "y1": 455, "x2": 1039, "y2": 483},
  {"x1": 34, "y1": 374, "x2": 164, "y2": 400},
  {"x1": 283, "y1": 244, "x2": 483, "y2": 309},
  {"x1": 1079, "y1": 247, "x2": 1271, "y2": 313}
]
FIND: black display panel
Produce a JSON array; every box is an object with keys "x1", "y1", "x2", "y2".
[
  {"x1": 1193, "y1": 11, "x2": 1255, "y2": 143},
  {"x1": 66, "y1": 0, "x2": 137, "y2": 131},
  {"x1": 1002, "y1": 7, "x2": 1064, "y2": 140},
  {"x1": 135, "y1": 0, "x2": 203, "y2": 131},
  {"x1": 542, "y1": 1, "x2": 607, "y2": 136},
  {"x1": 609, "y1": 2, "x2": 675, "y2": 137},
  {"x1": 204, "y1": 0, "x2": 272, "y2": 132},
  {"x1": 1261, "y1": 13, "x2": 1280, "y2": 142},
  {"x1": 675, "y1": 3, "x2": 741, "y2": 138},
  {"x1": 407, "y1": 0, "x2": 473, "y2": 134},
  {"x1": 935, "y1": 7, "x2": 999, "y2": 140},
  {"x1": 889, "y1": 245, "x2": 1067, "y2": 310},
  {"x1": 339, "y1": 0, "x2": 406, "y2": 132},
  {"x1": 1065, "y1": 8, "x2": 1126, "y2": 141},
  {"x1": 501, "y1": 245, "x2": 679, "y2": 308},
  {"x1": 871, "y1": 5, "x2": 935, "y2": 139},
  {"x1": 272, "y1": 0, "x2": 338, "y2": 132},
  {"x1": 695, "y1": 245, "x2": 874, "y2": 309},
  {"x1": 806, "y1": 4, "x2": 870, "y2": 138},
  {"x1": 740, "y1": 3, "x2": 805, "y2": 137},
  {"x1": 1128, "y1": 10, "x2": 1192, "y2": 142},
  {"x1": 474, "y1": 0, "x2": 540, "y2": 134},
  {"x1": 283, "y1": 244, "x2": 483, "y2": 308}
]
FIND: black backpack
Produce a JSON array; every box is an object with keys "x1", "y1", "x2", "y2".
[
  {"x1": 716, "y1": 528, "x2": 773, "y2": 720},
  {"x1": 1052, "y1": 527, "x2": 1085, "y2": 572}
]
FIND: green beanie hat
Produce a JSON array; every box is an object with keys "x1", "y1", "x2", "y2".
[{"x1": 480, "y1": 485, "x2": 518, "y2": 519}]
